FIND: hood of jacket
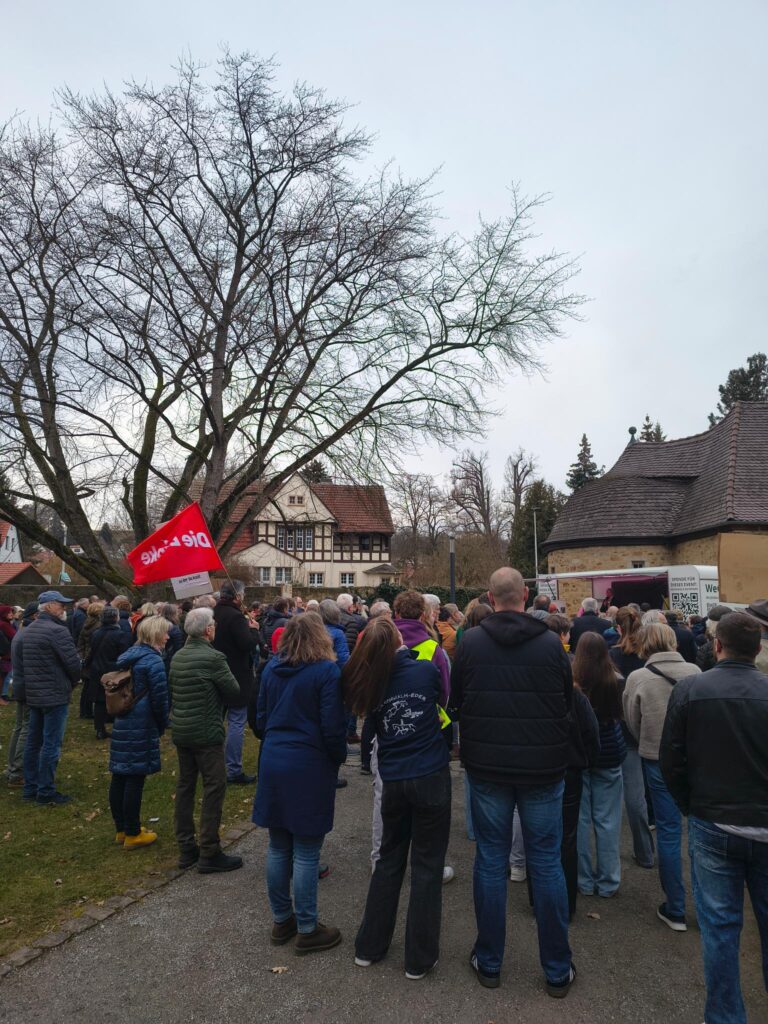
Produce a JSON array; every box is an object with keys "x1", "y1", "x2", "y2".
[
  {"x1": 394, "y1": 618, "x2": 433, "y2": 649},
  {"x1": 478, "y1": 610, "x2": 549, "y2": 647},
  {"x1": 117, "y1": 643, "x2": 157, "y2": 669}
]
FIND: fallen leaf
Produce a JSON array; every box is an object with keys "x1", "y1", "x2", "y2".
[
  {"x1": 84, "y1": 810, "x2": 101, "y2": 822},
  {"x1": 54, "y1": 878, "x2": 63, "y2": 886},
  {"x1": 149, "y1": 817, "x2": 160, "y2": 823},
  {"x1": 3, "y1": 832, "x2": 11, "y2": 840},
  {"x1": 268, "y1": 966, "x2": 289, "y2": 974},
  {"x1": 0, "y1": 917, "x2": 12, "y2": 926},
  {"x1": 586, "y1": 911, "x2": 601, "y2": 920}
]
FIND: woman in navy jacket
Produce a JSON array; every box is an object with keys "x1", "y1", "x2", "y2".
[
  {"x1": 253, "y1": 612, "x2": 347, "y2": 956},
  {"x1": 343, "y1": 616, "x2": 451, "y2": 981},
  {"x1": 109, "y1": 615, "x2": 170, "y2": 850}
]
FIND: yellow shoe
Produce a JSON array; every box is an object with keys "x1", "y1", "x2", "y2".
[
  {"x1": 115, "y1": 832, "x2": 126, "y2": 844},
  {"x1": 123, "y1": 828, "x2": 158, "y2": 850}
]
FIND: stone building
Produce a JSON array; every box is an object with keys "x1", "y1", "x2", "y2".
[
  {"x1": 541, "y1": 402, "x2": 768, "y2": 609},
  {"x1": 220, "y1": 474, "x2": 397, "y2": 591}
]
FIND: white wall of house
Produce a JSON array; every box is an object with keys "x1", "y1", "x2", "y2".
[{"x1": 0, "y1": 524, "x2": 22, "y2": 564}]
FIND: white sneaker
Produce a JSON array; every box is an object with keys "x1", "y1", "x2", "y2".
[
  {"x1": 405, "y1": 960, "x2": 438, "y2": 980},
  {"x1": 442, "y1": 865, "x2": 455, "y2": 884},
  {"x1": 509, "y1": 865, "x2": 527, "y2": 882},
  {"x1": 354, "y1": 957, "x2": 374, "y2": 967}
]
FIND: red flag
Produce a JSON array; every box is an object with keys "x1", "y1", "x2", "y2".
[{"x1": 126, "y1": 502, "x2": 225, "y2": 585}]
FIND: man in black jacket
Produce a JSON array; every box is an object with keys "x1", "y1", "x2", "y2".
[
  {"x1": 660, "y1": 612, "x2": 768, "y2": 1024},
  {"x1": 451, "y1": 567, "x2": 574, "y2": 997},
  {"x1": 569, "y1": 598, "x2": 613, "y2": 651},
  {"x1": 213, "y1": 580, "x2": 261, "y2": 785},
  {"x1": 664, "y1": 611, "x2": 698, "y2": 664},
  {"x1": 13, "y1": 591, "x2": 81, "y2": 805}
]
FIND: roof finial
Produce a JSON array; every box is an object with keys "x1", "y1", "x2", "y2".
[{"x1": 627, "y1": 426, "x2": 637, "y2": 445}]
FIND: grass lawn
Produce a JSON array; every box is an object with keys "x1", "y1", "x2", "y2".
[{"x1": 0, "y1": 706, "x2": 260, "y2": 957}]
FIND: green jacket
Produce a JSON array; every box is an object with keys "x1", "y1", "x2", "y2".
[{"x1": 169, "y1": 637, "x2": 240, "y2": 748}]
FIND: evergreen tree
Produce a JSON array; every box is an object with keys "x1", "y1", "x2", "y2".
[
  {"x1": 566, "y1": 434, "x2": 603, "y2": 491},
  {"x1": 709, "y1": 352, "x2": 768, "y2": 425},
  {"x1": 301, "y1": 458, "x2": 332, "y2": 483},
  {"x1": 507, "y1": 480, "x2": 567, "y2": 580},
  {"x1": 639, "y1": 415, "x2": 667, "y2": 442}
]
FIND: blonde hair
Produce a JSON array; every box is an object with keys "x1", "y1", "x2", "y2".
[
  {"x1": 138, "y1": 602, "x2": 156, "y2": 618},
  {"x1": 137, "y1": 614, "x2": 170, "y2": 649},
  {"x1": 86, "y1": 601, "x2": 105, "y2": 620},
  {"x1": 277, "y1": 611, "x2": 334, "y2": 666},
  {"x1": 638, "y1": 623, "x2": 678, "y2": 659}
]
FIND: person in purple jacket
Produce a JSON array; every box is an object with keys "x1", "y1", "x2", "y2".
[{"x1": 393, "y1": 590, "x2": 451, "y2": 706}]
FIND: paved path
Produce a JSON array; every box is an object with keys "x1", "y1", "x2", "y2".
[{"x1": 1, "y1": 759, "x2": 764, "y2": 1024}]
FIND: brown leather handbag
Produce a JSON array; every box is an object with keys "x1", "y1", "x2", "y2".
[{"x1": 100, "y1": 669, "x2": 146, "y2": 717}]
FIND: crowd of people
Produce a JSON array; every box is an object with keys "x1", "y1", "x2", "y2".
[{"x1": 2, "y1": 577, "x2": 767, "y2": 1022}]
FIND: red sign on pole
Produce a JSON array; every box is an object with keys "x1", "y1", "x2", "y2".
[{"x1": 126, "y1": 503, "x2": 225, "y2": 585}]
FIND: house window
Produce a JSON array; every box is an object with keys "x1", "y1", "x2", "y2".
[
  {"x1": 632, "y1": 560, "x2": 646, "y2": 568},
  {"x1": 296, "y1": 528, "x2": 304, "y2": 551},
  {"x1": 259, "y1": 567, "x2": 271, "y2": 585},
  {"x1": 304, "y1": 526, "x2": 314, "y2": 551},
  {"x1": 340, "y1": 572, "x2": 355, "y2": 587},
  {"x1": 277, "y1": 526, "x2": 285, "y2": 550},
  {"x1": 286, "y1": 528, "x2": 294, "y2": 551},
  {"x1": 309, "y1": 572, "x2": 324, "y2": 587},
  {"x1": 275, "y1": 567, "x2": 293, "y2": 584},
  {"x1": 288, "y1": 495, "x2": 304, "y2": 506},
  {"x1": 359, "y1": 534, "x2": 371, "y2": 552}
]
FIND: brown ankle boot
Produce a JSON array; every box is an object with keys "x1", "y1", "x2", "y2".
[
  {"x1": 294, "y1": 923, "x2": 342, "y2": 956},
  {"x1": 271, "y1": 915, "x2": 298, "y2": 945}
]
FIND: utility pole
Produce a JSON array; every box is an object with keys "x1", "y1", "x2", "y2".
[
  {"x1": 532, "y1": 508, "x2": 539, "y2": 591},
  {"x1": 449, "y1": 534, "x2": 456, "y2": 604}
]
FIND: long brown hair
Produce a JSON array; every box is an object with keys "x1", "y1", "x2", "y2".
[
  {"x1": 572, "y1": 631, "x2": 622, "y2": 723},
  {"x1": 277, "y1": 611, "x2": 335, "y2": 666},
  {"x1": 342, "y1": 617, "x2": 400, "y2": 717},
  {"x1": 615, "y1": 605, "x2": 641, "y2": 654}
]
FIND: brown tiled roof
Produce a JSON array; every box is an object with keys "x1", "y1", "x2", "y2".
[
  {"x1": 309, "y1": 483, "x2": 394, "y2": 535},
  {"x1": 543, "y1": 402, "x2": 768, "y2": 551},
  {"x1": 0, "y1": 521, "x2": 10, "y2": 546},
  {"x1": 0, "y1": 562, "x2": 48, "y2": 584}
]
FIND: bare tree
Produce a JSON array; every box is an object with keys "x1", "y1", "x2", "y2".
[
  {"x1": 450, "y1": 449, "x2": 507, "y2": 538},
  {"x1": 502, "y1": 447, "x2": 537, "y2": 528},
  {"x1": 0, "y1": 53, "x2": 583, "y2": 592},
  {"x1": 388, "y1": 473, "x2": 447, "y2": 550}
]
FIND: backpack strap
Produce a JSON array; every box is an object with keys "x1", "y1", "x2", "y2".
[{"x1": 646, "y1": 664, "x2": 679, "y2": 685}]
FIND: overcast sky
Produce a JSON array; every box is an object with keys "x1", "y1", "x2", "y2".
[{"x1": 2, "y1": 0, "x2": 766, "y2": 491}]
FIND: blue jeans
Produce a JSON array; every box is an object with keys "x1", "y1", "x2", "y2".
[
  {"x1": 225, "y1": 706, "x2": 247, "y2": 779},
  {"x1": 23, "y1": 704, "x2": 69, "y2": 799},
  {"x1": 622, "y1": 747, "x2": 655, "y2": 867},
  {"x1": 643, "y1": 759, "x2": 685, "y2": 918},
  {"x1": 468, "y1": 774, "x2": 571, "y2": 983},
  {"x1": 2, "y1": 669, "x2": 12, "y2": 699},
  {"x1": 266, "y1": 827, "x2": 325, "y2": 933},
  {"x1": 689, "y1": 817, "x2": 768, "y2": 1024},
  {"x1": 465, "y1": 772, "x2": 525, "y2": 865},
  {"x1": 578, "y1": 767, "x2": 623, "y2": 896}
]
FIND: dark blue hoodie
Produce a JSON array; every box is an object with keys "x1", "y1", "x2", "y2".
[{"x1": 370, "y1": 648, "x2": 449, "y2": 782}]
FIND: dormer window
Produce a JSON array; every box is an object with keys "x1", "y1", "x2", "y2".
[{"x1": 288, "y1": 495, "x2": 304, "y2": 506}]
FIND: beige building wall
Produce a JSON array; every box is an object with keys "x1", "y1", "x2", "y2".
[
  {"x1": 547, "y1": 544, "x2": 672, "y2": 576},
  {"x1": 718, "y1": 531, "x2": 768, "y2": 604},
  {"x1": 673, "y1": 536, "x2": 719, "y2": 565}
]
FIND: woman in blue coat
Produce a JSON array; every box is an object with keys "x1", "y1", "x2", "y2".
[
  {"x1": 253, "y1": 611, "x2": 346, "y2": 956},
  {"x1": 109, "y1": 615, "x2": 170, "y2": 850}
]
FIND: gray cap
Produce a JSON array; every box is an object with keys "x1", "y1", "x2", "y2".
[{"x1": 706, "y1": 603, "x2": 732, "y2": 622}]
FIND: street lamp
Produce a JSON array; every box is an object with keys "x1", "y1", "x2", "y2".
[{"x1": 449, "y1": 533, "x2": 456, "y2": 604}]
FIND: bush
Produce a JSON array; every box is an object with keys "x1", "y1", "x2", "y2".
[{"x1": 371, "y1": 581, "x2": 487, "y2": 611}]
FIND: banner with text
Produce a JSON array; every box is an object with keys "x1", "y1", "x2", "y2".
[{"x1": 126, "y1": 503, "x2": 225, "y2": 585}]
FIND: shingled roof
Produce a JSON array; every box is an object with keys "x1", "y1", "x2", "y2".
[
  {"x1": 309, "y1": 483, "x2": 394, "y2": 534},
  {"x1": 543, "y1": 402, "x2": 768, "y2": 551}
]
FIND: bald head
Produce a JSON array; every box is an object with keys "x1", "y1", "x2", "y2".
[{"x1": 489, "y1": 567, "x2": 526, "y2": 611}]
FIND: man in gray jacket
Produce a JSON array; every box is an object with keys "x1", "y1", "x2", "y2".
[{"x1": 13, "y1": 591, "x2": 81, "y2": 805}]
